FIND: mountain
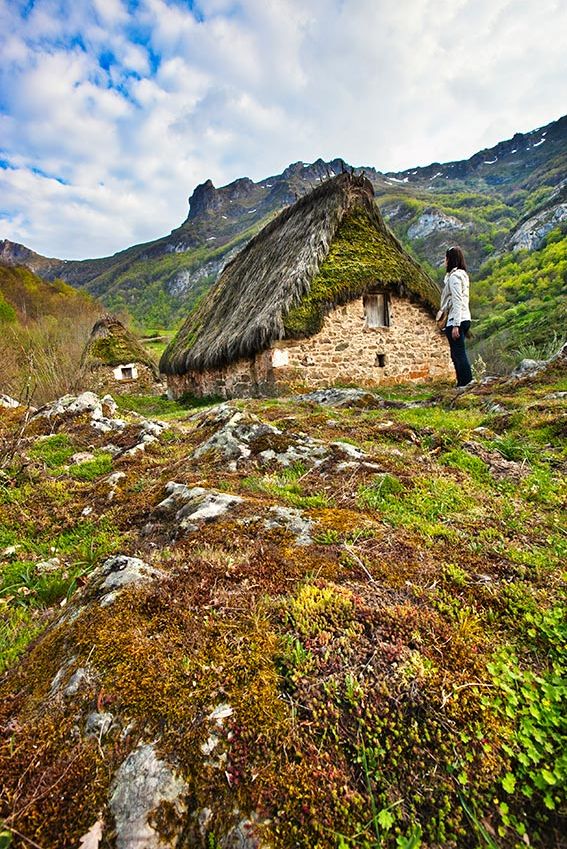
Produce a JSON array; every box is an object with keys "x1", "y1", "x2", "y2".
[{"x1": 1, "y1": 115, "x2": 566, "y2": 347}]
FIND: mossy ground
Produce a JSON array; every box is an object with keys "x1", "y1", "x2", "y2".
[{"x1": 0, "y1": 370, "x2": 565, "y2": 848}]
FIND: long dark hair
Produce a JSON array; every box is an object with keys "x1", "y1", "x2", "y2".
[{"x1": 446, "y1": 246, "x2": 467, "y2": 272}]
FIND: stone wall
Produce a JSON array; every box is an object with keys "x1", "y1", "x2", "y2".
[{"x1": 166, "y1": 295, "x2": 454, "y2": 399}]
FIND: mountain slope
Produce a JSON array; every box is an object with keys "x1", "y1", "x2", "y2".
[
  {"x1": 0, "y1": 264, "x2": 102, "y2": 404},
  {"x1": 1, "y1": 116, "x2": 566, "y2": 347}
]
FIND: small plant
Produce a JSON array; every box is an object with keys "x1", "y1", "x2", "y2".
[
  {"x1": 29, "y1": 434, "x2": 75, "y2": 468},
  {"x1": 514, "y1": 332, "x2": 566, "y2": 364},
  {"x1": 314, "y1": 528, "x2": 341, "y2": 544},
  {"x1": 71, "y1": 452, "x2": 113, "y2": 481},
  {"x1": 472, "y1": 354, "x2": 487, "y2": 382},
  {"x1": 486, "y1": 608, "x2": 566, "y2": 822},
  {"x1": 357, "y1": 473, "x2": 403, "y2": 509}
]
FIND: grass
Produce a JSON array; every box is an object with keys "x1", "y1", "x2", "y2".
[
  {"x1": 115, "y1": 392, "x2": 222, "y2": 420},
  {"x1": 28, "y1": 434, "x2": 76, "y2": 468},
  {"x1": 242, "y1": 467, "x2": 332, "y2": 509},
  {"x1": 0, "y1": 365, "x2": 565, "y2": 848}
]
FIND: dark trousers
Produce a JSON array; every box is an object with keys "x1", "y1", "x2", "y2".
[{"x1": 445, "y1": 321, "x2": 472, "y2": 386}]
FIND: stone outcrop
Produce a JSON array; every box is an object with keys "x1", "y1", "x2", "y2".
[
  {"x1": 509, "y1": 203, "x2": 567, "y2": 252},
  {"x1": 110, "y1": 744, "x2": 187, "y2": 849},
  {"x1": 407, "y1": 209, "x2": 466, "y2": 240}
]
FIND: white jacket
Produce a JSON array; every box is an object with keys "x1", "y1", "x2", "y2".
[{"x1": 440, "y1": 269, "x2": 471, "y2": 327}]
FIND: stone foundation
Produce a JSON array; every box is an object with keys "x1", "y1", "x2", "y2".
[{"x1": 166, "y1": 295, "x2": 454, "y2": 399}]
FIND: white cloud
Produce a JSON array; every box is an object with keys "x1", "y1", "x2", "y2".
[{"x1": 0, "y1": 0, "x2": 565, "y2": 258}]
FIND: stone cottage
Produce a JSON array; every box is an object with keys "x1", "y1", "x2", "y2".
[
  {"x1": 83, "y1": 315, "x2": 160, "y2": 394},
  {"x1": 160, "y1": 173, "x2": 452, "y2": 398}
]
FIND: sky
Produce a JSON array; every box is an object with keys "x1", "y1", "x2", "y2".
[{"x1": 0, "y1": 0, "x2": 566, "y2": 259}]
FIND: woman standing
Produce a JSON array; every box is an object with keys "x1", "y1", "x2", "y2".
[{"x1": 439, "y1": 246, "x2": 473, "y2": 388}]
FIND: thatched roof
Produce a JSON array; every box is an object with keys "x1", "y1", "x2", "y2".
[
  {"x1": 84, "y1": 314, "x2": 159, "y2": 376},
  {"x1": 161, "y1": 173, "x2": 441, "y2": 375}
]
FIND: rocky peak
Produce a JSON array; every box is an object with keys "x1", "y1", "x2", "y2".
[
  {"x1": 0, "y1": 239, "x2": 59, "y2": 273},
  {"x1": 186, "y1": 180, "x2": 219, "y2": 220},
  {"x1": 225, "y1": 176, "x2": 255, "y2": 200},
  {"x1": 186, "y1": 176, "x2": 257, "y2": 222}
]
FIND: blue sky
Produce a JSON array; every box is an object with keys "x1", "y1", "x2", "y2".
[{"x1": 1, "y1": 0, "x2": 566, "y2": 259}]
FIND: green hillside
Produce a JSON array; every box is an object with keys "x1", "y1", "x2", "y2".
[
  {"x1": 0, "y1": 264, "x2": 96, "y2": 326},
  {"x1": 0, "y1": 265, "x2": 102, "y2": 404},
  {"x1": 469, "y1": 229, "x2": 567, "y2": 369}
]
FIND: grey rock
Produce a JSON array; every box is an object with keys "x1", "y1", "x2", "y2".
[
  {"x1": 49, "y1": 658, "x2": 77, "y2": 697},
  {"x1": 35, "y1": 557, "x2": 61, "y2": 573},
  {"x1": 104, "y1": 443, "x2": 124, "y2": 457},
  {"x1": 35, "y1": 392, "x2": 101, "y2": 419},
  {"x1": 107, "y1": 471, "x2": 127, "y2": 487},
  {"x1": 510, "y1": 203, "x2": 567, "y2": 252},
  {"x1": 64, "y1": 667, "x2": 92, "y2": 697},
  {"x1": 407, "y1": 209, "x2": 466, "y2": 240},
  {"x1": 331, "y1": 440, "x2": 366, "y2": 459},
  {"x1": 0, "y1": 394, "x2": 20, "y2": 409},
  {"x1": 265, "y1": 506, "x2": 314, "y2": 546},
  {"x1": 85, "y1": 711, "x2": 115, "y2": 737},
  {"x1": 221, "y1": 818, "x2": 265, "y2": 849},
  {"x1": 71, "y1": 452, "x2": 95, "y2": 465},
  {"x1": 297, "y1": 387, "x2": 381, "y2": 408},
  {"x1": 273, "y1": 441, "x2": 327, "y2": 468},
  {"x1": 91, "y1": 416, "x2": 127, "y2": 433},
  {"x1": 207, "y1": 703, "x2": 234, "y2": 725},
  {"x1": 141, "y1": 419, "x2": 167, "y2": 437},
  {"x1": 156, "y1": 483, "x2": 243, "y2": 531},
  {"x1": 193, "y1": 409, "x2": 277, "y2": 463},
  {"x1": 192, "y1": 402, "x2": 353, "y2": 472},
  {"x1": 122, "y1": 442, "x2": 146, "y2": 457},
  {"x1": 109, "y1": 744, "x2": 186, "y2": 849},
  {"x1": 100, "y1": 394, "x2": 118, "y2": 416},
  {"x1": 511, "y1": 358, "x2": 546, "y2": 377},
  {"x1": 337, "y1": 460, "x2": 383, "y2": 472},
  {"x1": 200, "y1": 733, "x2": 220, "y2": 756},
  {"x1": 94, "y1": 555, "x2": 162, "y2": 606},
  {"x1": 484, "y1": 401, "x2": 506, "y2": 414}
]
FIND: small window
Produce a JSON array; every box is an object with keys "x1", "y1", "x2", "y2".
[
  {"x1": 375, "y1": 353, "x2": 386, "y2": 368},
  {"x1": 121, "y1": 366, "x2": 133, "y2": 379},
  {"x1": 272, "y1": 348, "x2": 289, "y2": 368},
  {"x1": 363, "y1": 293, "x2": 389, "y2": 328}
]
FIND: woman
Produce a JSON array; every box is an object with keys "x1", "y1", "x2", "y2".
[{"x1": 439, "y1": 245, "x2": 473, "y2": 387}]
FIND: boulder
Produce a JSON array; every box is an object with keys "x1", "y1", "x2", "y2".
[{"x1": 155, "y1": 483, "x2": 244, "y2": 531}]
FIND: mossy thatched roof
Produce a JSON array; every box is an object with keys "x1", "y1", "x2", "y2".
[
  {"x1": 160, "y1": 173, "x2": 441, "y2": 375},
  {"x1": 84, "y1": 314, "x2": 159, "y2": 375}
]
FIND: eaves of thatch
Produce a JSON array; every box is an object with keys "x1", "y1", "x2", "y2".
[
  {"x1": 160, "y1": 173, "x2": 441, "y2": 375},
  {"x1": 84, "y1": 315, "x2": 159, "y2": 376}
]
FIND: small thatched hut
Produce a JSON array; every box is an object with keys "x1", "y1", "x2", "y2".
[
  {"x1": 160, "y1": 173, "x2": 452, "y2": 398},
  {"x1": 83, "y1": 315, "x2": 160, "y2": 394}
]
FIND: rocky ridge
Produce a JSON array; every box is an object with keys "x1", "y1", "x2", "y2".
[{"x1": 1, "y1": 116, "x2": 565, "y2": 328}]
